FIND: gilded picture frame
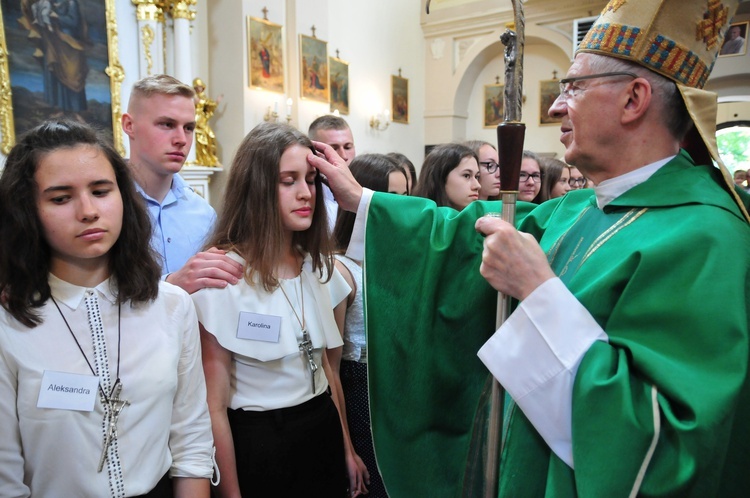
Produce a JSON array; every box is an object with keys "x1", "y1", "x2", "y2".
[
  {"x1": 0, "y1": 0, "x2": 124, "y2": 155},
  {"x1": 539, "y1": 79, "x2": 562, "y2": 126},
  {"x1": 391, "y1": 74, "x2": 408, "y2": 124},
  {"x1": 329, "y1": 56, "x2": 349, "y2": 115},
  {"x1": 247, "y1": 16, "x2": 284, "y2": 94},
  {"x1": 719, "y1": 21, "x2": 748, "y2": 57},
  {"x1": 300, "y1": 34, "x2": 329, "y2": 103},
  {"x1": 483, "y1": 84, "x2": 504, "y2": 128}
]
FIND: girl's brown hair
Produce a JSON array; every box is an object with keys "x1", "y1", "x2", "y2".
[
  {"x1": 0, "y1": 119, "x2": 160, "y2": 327},
  {"x1": 414, "y1": 143, "x2": 477, "y2": 207},
  {"x1": 206, "y1": 122, "x2": 333, "y2": 290}
]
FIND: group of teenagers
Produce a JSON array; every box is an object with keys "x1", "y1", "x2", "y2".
[
  {"x1": 0, "y1": 70, "x2": 592, "y2": 498},
  {"x1": 3, "y1": 0, "x2": 750, "y2": 496},
  {"x1": 412, "y1": 141, "x2": 592, "y2": 211},
  {"x1": 0, "y1": 75, "x2": 391, "y2": 497},
  {"x1": 353, "y1": 139, "x2": 591, "y2": 218}
]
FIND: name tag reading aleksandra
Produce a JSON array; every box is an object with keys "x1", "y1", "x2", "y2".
[
  {"x1": 237, "y1": 311, "x2": 281, "y2": 343},
  {"x1": 37, "y1": 370, "x2": 99, "y2": 411}
]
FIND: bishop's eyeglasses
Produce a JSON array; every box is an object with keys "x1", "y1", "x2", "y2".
[{"x1": 557, "y1": 71, "x2": 638, "y2": 102}]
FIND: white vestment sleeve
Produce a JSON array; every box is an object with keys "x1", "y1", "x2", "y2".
[
  {"x1": 477, "y1": 277, "x2": 608, "y2": 468},
  {"x1": 345, "y1": 188, "x2": 374, "y2": 261}
]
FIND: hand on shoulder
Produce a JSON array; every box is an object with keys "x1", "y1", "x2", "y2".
[{"x1": 166, "y1": 247, "x2": 244, "y2": 294}]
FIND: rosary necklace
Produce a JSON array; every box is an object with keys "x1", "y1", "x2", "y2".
[
  {"x1": 278, "y1": 269, "x2": 318, "y2": 394},
  {"x1": 51, "y1": 296, "x2": 130, "y2": 473}
]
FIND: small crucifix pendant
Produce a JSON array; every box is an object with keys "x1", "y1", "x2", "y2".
[
  {"x1": 97, "y1": 381, "x2": 130, "y2": 472},
  {"x1": 298, "y1": 329, "x2": 318, "y2": 394}
]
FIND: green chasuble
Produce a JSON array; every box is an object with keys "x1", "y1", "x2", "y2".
[{"x1": 364, "y1": 150, "x2": 750, "y2": 497}]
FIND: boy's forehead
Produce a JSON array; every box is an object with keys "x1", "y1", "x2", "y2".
[
  {"x1": 132, "y1": 94, "x2": 195, "y2": 119},
  {"x1": 132, "y1": 92, "x2": 191, "y2": 108}
]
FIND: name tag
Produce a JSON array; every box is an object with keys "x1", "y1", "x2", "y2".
[
  {"x1": 37, "y1": 370, "x2": 99, "y2": 411},
  {"x1": 237, "y1": 311, "x2": 281, "y2": 343}
]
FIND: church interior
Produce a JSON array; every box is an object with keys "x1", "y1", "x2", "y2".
[{"x1": 0, "y1": 0, "x2": 748, "y2": 207}]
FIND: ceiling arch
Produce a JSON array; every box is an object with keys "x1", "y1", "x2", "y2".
[{"x1": 452, "y1": 24, "x2": 571, "y2": 119}]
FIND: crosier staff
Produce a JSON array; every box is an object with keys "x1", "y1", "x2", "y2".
[
  {"x1": 425, "y1": 0, "x2": 526, "y2": 494},
  {"x1": 484, "y1": 1, "x2": 526, "y2": 497}
]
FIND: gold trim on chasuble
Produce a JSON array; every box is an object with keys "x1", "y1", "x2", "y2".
[{"x1": 547, "y1": 207, "x2": 649, "y2": 277}]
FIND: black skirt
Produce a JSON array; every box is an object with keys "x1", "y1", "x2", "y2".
[
  {"x1": 341, "y1": 359, "x2": 389, "y2": 497},
  {"x1": 227, "y1": 392, "x2": 347, "y2": 497}
]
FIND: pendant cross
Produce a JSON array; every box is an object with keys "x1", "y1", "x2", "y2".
[
  {"x1": 298, "y1": 329, "x2": 318, "y2": 393},
  {"x1": 97, "y1": 382, "x2": 130, "y2": 472}
]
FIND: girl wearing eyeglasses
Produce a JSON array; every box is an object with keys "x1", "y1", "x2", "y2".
[
  {"x1": 464, "y1": 140, "x2": 501, "y2": 200},
  {"x1": 519, "y1": 150, "x2": 543, "y2": 202},
  {"x1": 568, "y1": 166, "x2": 589, "y2": 189}
]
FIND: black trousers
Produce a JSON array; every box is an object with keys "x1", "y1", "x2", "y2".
[{"x1": 227, "y1": 392, "x2": 348, "y2": 497}]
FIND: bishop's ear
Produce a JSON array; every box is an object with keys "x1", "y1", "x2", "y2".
[{"x1": 621, "y1": 78, "x2": 652, "y2": 125}]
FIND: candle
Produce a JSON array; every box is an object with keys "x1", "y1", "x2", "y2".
[{"x1": 286, "y1": 98, "x2": 293, "y2": 116}]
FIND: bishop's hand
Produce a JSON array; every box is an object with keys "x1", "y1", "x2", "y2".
[
  {"x1": 475, "y1": 215, "x2": 555, "y2": 301},
  {"x1": 308, "y1": 141, "x2": 363, "y2": 213}
]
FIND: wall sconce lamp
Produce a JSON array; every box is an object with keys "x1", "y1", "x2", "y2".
[
  {"x1": 263, "y1": 103, "x2": 279, "y2": 123},
  {"x1": 285, "y1": 98, "x2": 293, "y2": 124},
  {"x1": 370, "y1": 109, "x2": 390, "y2": 131},
  {"x1": 265, "y1": 98, "x2": 294, "y2": 124}
]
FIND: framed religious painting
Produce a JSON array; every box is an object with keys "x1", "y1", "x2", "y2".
[
  {"x1": 0, "y1": 0, "x2": 124, "y2": 155},
  {"x1": 719, "y1": 21, "x2": 748, "y2": 57},
  {"x1": 329, "y1": 56, "x2": 349, "y2": 115},
  {"x1": 391, "y1": 74, "x2": 409, "y2": 124},
  {"x1": 483, "y1": 84, "x2": 504, "y2": 128},
  {"x1": 300, "y1": 35, "x2": 329, "y2": 103},
  {"x1": 247, "y1": 16, "x2": 284, "y2": 93},
  {"x1": 539, "y1": 79, "x2": 562, "y2": 126}
]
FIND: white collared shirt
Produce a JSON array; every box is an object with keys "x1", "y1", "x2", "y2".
[
  {"x1": 0, "y1": 275, "x2": 214, "y2": 497},
  {"x1": 192, "y1": 252, "x2": 348, "y2": 411}
]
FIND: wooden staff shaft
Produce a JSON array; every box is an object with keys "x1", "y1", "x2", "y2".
[{"x1": 483, "y1": 122, "x2": 525, "y2": 498}]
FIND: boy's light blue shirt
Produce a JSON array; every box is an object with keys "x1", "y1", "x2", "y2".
[{"x1": 136, "y1": 173, "x2": 216, "y2": 275}]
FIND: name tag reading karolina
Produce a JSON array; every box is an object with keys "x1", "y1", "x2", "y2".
[
  {"x1": 37, "y1": 370, "x2": 100, "y2": 411},
  {"x1": 237, "y1": 311, "x2": 281, "y2": 342}
]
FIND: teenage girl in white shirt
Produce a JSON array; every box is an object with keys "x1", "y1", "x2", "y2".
[
  {"x1": 0, "y1": 119, "x2": 214, "y2": 497},
  {"x1": 193, "y1": 122, "x2": 366, "y2": 497}
]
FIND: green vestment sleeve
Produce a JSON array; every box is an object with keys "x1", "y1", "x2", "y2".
[{"x1": 363, "y1": 195, "x2": 533, "y2": 498}]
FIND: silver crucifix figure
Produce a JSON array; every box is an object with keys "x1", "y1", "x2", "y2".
[
  {"x1": 298, "y1": 329, "x2": 318, "y2": 393},
  {"x1": 97, "y1": 381, "x2": 130, "y2": 472}
]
